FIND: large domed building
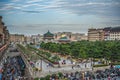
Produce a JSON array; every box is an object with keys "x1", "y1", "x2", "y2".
[
  {"x1": 58, "y1": 34, "x2": 70, "y2": 43},
  {"x1": 43, "y1": 30, "x2": 54, "y2": 42}
]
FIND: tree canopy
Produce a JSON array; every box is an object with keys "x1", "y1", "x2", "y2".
[{"x1": 40, "y1": 41, "x2": 120, "y2": 61}]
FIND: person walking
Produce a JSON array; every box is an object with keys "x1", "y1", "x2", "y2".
[
  {"x1": 0, "y1": 73, "x2": 2, "y2": 80},
  {"x1": 72, "y1": 66, "x2": 74, "y2": 69},
  {"x1": 108, "y1": 75, "x2": 111, "y2": 80}
]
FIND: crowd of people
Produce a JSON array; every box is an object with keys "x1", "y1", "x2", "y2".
[
  {"x1": 0, "y1": 56, "x2": 26, "y2": 80},
  {"x1": 39, "y1": 66, "x2": 120, "y2": 80}
]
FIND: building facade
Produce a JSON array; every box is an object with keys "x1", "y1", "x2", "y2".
[
  {"x1": 88, "y1": 27, "x2": 120, "y2": 41},
  {"x1": 88, "y1": 28, "x2": 104, "y2": 41},
  {"x1": 0, "y1": 16, "x2": 9, "y2": 59},
  {"x1": 0, "y1": 16, "x2": 4, "y2": 45},
  {"x1": 30, "y1": 34, "x2": 41, "y2": 44},
  {"x1": 10, "y1": 34, "x2": 25, "y2": 44},
  {"x1": 0, "y1": 16, "x2": 9, "y2": 46},
  {"x1": 103, "y1": 27, "x2": 111, "y2": 40},
  {"x1": 109, "y1": 27, "x2": 120, "y2": 40},
  {"x1": 24, "y1": 36, "x2": 32, "y2": 44}
]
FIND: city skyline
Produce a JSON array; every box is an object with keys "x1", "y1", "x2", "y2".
[{"x1": 0, "y1": 0, "x2": 120, "y2": 35}]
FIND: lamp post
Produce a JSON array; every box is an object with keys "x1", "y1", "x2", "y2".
[
  {"x1": 91, "y1": 58, "x2": 94, "y2": 71},
  {"x1": 40, "y1": 57, "x2": 42, "y2": 71},
  {"x1": 90, "y1": 49, "x2": 94, "y2": 71}
]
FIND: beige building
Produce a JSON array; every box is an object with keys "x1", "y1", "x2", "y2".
[
  {"x1": 80, "y1": 35, "x2": 88, "y2": 41},
  {"x1": 88, "y1": 28, "x2": 104, "y2": 41},
  {"x1": 10, "y1": 34, "x2": 25, "y2": 43},
  {"x1": 24, "y1": 36, "x2": 32, "y2": 44}
]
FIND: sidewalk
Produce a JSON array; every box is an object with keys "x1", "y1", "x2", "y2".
[{"x1": 34, "y1": 65, "x2": 110, "y2": 78}]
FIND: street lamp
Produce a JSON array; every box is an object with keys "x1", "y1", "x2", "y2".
[
  {"x1": 90, "y1": 50, "x2": 94, "y2": 71},
  {"x1": 91, "y1": 58, "x2": 94, "y2": 71},
  {"x1": 40, "y1": 57, "x2": 42, "y2": 71}
]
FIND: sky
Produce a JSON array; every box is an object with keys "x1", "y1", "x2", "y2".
[{"x1": 0, "y1": 0, "x2": 120, "y2": 35}]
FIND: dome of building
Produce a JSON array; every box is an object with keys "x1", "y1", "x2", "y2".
[
  {"x1": 58, "y1": 35, "x2": 70, "y2": 43},
  {"x1": 59, "y1": 36, "x2": 69, "y2": 41}
]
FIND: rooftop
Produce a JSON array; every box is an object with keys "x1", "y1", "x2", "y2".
[
  {"x1": 59, "y1": 36, "x2": 70, "y2": 41},
  {"x1": 44, "y1": 30, "x2": 54, "y2": 37},
  {"x1": 110, "y1": 26, "x2": 120, "y2": 32}
]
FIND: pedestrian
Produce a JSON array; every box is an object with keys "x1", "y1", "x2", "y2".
[
  {"x1": 0, "y1": 73, "x2": 2, "y2": 80},
  {"x1": 108, "y1": 76, "x2": 111, "y2": 80},
  {"x1": 114, "y1": 77, "x2": 116, "y2": 80},
  {"x1": 72, "y1": 66, "x2": 74, "y2": 69},
  {"x1": 49, "y1": 70, "x2": 51, "y2": 73},
  {"x1": 47, "y1": 64, "x2": 49, "y2": 67},
  {"x1": 85, "y1": 64, "x2": 87, "y2": 68}
]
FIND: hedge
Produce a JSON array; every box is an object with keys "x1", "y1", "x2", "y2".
[{"x1": 93, "y1": 64, "x2": 108, "y2": 67}]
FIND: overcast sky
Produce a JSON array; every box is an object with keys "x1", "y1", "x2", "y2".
[{"x1": 0, "y1": 0, "x2": 120, "y2": 35}]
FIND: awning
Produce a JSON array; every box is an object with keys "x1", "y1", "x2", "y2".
[{"x1": 115, "y1": 65, "x2": 120, "y2": 68}]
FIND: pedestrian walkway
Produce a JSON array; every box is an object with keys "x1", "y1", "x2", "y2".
[
  {"x1": 1, "y1": 56, "x2": 26, "y2": 80},
  {"x1": 0, "y1": 44, "x2": 32, "y2": 80}
]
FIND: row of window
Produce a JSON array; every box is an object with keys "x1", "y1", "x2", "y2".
[
  {"x1": 110, "y1": 32, "x2": 120, "y2": 34},
  {"x1": 110, "y1": 33, "x2": 120, "y2": 35},
  {"x1": 110, "y1": 38, "x2": 120, "y2": 40},
  {"x1": 110, "y1": 35, "x2": 120, "y2": 37}
]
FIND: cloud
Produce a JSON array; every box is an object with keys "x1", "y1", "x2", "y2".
[
  {"x1": 44, "y1": 0, "x2": 120, "y2": 18},
  {"x1": 0, "y1": 1, "x2": 45, "y2": 13},
  {"x1": 101, "y1": 19, "x2": 120, "y2": 25},
  {"x1": 1, "y1": 0, "x2": 120, "y2": 17},
  {"x1": 1, "y1": 0, "x2": 120, "y2": 20},
  {"x1": 26, "y1": 0, "x2": 43, "y2": 3},
  {"x1": 11, "y1": 0, "x2": 20, "y2": 2},
  {"x1": 0, "y1": 4, "x2": 14, "y2": 11},
  {"x1": 22, "y1": 10, "x2": 43, "y2": 13},
  {"x1": 22, "y1": 3, "x2": 43, "y2": 8}
]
